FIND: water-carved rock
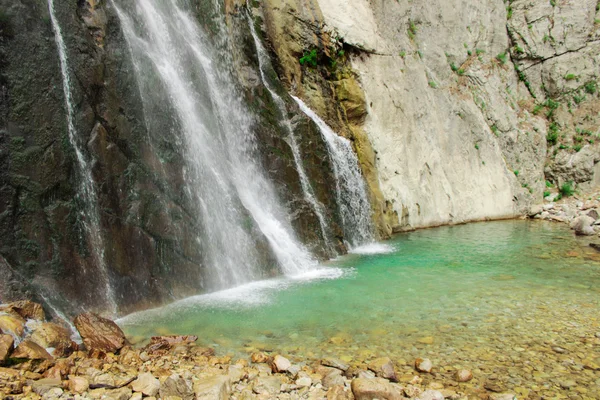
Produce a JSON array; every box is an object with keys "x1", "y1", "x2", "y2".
[{"x1": 74, "y1": 313, "x2": 126, "y2": 353}]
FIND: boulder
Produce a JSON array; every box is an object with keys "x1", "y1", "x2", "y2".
[
  {"x1": 74, "y1": 313, "x2": 126, "y2": 353},
  {"x1": 415, "y1": 358, "x2": 433, "y2": 373},
  {"x1": 11, "y1": 340, "x2": 53, "y2": 360},
  {"x1": 0, "y1": 313, "x2": 26, "y2": 338},
  {"x1": 30, "y1": 322, "x2": 76, "y2": 357},
  {"x1": 193, "y1": 374, "x2": 232, "y2": 400},
  {"x1": 0, "y1": 334, "x2": 14, "y2": 364},
  {"x1": 1, "y1": 300, "x2": 45, "y2": 321},
  {"x1": 131, "y1": 372, "x2": 160, "y2": 396},
  {"x1": 271, "y1": 354, "x2": 291, "y2": 373},
  {"x1": 68, "y1": 376, "x2": 90, "y2": 394},
  {"x1": 322, "y1": 369, "x2": 345, "y2": 389},
  {"x1": 570, "y1": 215, "x2": 595, "y2": 236},
  {"x1": 528, "y1": 205, "x2": 543, "y2": 217},
  {"x1": 351, "y1": 377, "x2": 404, "y2": 400},
  {"x1": 367, "y1": 357, "x2": 397, "y2": 381},
  {"x1": 159, "y1": 373, "x2": 194, "y2": 400},
  {"x1": 455, "y1": 369, "x2": 473, "y2": 382}
]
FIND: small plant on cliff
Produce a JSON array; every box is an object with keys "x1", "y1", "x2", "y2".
[
  {"x1": 428, "y1": 80, "x2": 438, "y2": 89},
  {"x1": 584, "y1": 81, "x2": 597, "y2": 94},
  {"x1": 299, "y1": 49, "x2": 318, "y2": 68},
  {"x1": 559, "y1": 181, "x2": 575, "y2": 197},
  {"x1": 496, "y1": 52, "x2": 508, "y2": 64},
  {"x1": 514, "y1": 170, "x2": 520, "y2": 177},
  {"x1": 564, "y1": 73, "x2": 577, "y2": 81},
  {"x1": 408, "y1": 20, "x2": 418, "y2": 40},
  {"x1": 547, "y1": 122, "x2": 560, "y2": 145}
]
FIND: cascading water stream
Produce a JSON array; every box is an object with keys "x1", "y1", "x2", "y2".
[
  {"x1": 245, "y1": 11, "x2": 333, "y2": 254},
  {"x1": 291, "y1": 96, "x2": 375, "y2": 248},
  {"x1": 112, "y1": 0, "x2": 315, "y2": 290},
  {"x1": 46, "y1": 0, "x2": 117, "y2": 315}
]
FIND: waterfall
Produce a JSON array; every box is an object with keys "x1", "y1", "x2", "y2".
[
  {"x1": 47, "y1": 0, "x2": 117, "y2": 314},
  {"x1": 112, "y1": 0, "x2": 315, "y2": 290},
  {"x1": 246, "y1": 11, "x2": 333, "y2": 254},
  {"x1": 291, "y1": 97, "x2": 375, "y2": 248}
]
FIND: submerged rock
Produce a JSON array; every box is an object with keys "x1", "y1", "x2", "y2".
[
  {"x1": 455, "y1": 369, "x2": 473, "y2": 382},
  {"x1": 417, "y1": 390, "x2": 444, "y2": 400},
  {"x1": 321, "y1": 357, "x2": 350, "y2": 371},
  {"x1": 74, "y1": 313, "x2": 126, "y2": 353}
]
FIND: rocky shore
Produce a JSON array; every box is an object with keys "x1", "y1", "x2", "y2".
[
  {"x1": 0, "y1": 301, "x2": 533, "y2": 400},
  {"x1": 529, "y1": 190, "x2": 600, "y2": 241}
]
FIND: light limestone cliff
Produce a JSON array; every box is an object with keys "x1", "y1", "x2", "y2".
[{"x1": 257, "y1": 0, "x2": 598, "y2": 232}]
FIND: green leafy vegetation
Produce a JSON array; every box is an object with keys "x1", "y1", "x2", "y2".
[
  {"x1": 584, "y1": 81, "x2": 597, "y2": 94},
  {"x1": 408, "y1": 20, "x2": 417, "y2": 40},
  {"x1": 514, "y1": 170, "x2": 520, "y2": 177},
  {"x1": 564, "y1": 73, "x2": 577, "y2": 81},
  {"x1": 428, "y1": 81, "x2": 438, "y2": 89},
  {"x1": 299, "y1": 49, "x2": 318, "y2": 67},
  {"x1": 559, "y1": 181, "x2": 575, "y2": 197},
  {"x1": 399, "y1": 51, "x2": 406, "y2": 57},
  {"x1": 547, "y1": 122, "x2": 560, "y2": 145},
  {"x1": 496, "y1": 52, "x2": 508, "y2": 64}
]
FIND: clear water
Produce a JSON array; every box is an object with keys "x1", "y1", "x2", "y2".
[{"x1": 120, "y1": 221, "x2": 600, "y2": 371}]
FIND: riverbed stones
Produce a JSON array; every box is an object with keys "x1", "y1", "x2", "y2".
[
  {"x1": 0, "y1": 334, "x2": 14, "y2": 364},
  {"x1": 367, "y1": 357, "x2": 397, "y2": 381},
  {"x1": 74, "y1": 313, "x2": 126, "y2": 353},
  {"x1": 351, "y1": 377, "x2": 403, "y2": 400},
  {"x1": 271, "y1": 354, "x2": 291, "y2": 373},
  {"x1": 131, "y1": 372, "x2": 160, "y2": 396},
  {"x1": 326, "y1": 384, "x2": 354, "y2": 400},
  {"x1": 251, "y1": 352, "x2": 270, "y2": 363},
  {"x1": 30, "y1": 322, "x2": 74, "y2": 356},
  {"x1": 252, "y1": 376, "x2": 282, "y2": 395},
  {"x1": 12, "y1": 339, "x2": 53, "y2": 360},
  {"x1": 31, "y1": 378, "x2": 62, "y2": 395},
  {"x1": 455, "y1": 369, "x2": 473, "y2": 382},
  {"x1": 415, "y1": 358, "x2": 433, "y2": 373},
  {"x1": 322, "y1": 357, "x2": 350, "y2": 371}
]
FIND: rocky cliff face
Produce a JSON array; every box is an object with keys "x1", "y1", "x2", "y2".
[
  {"x1": 256, "y1": 0, "x2": 599, "y2": 231},
  {"x1": 0, "y1": 0, "x2": 598, "y2": 316}
]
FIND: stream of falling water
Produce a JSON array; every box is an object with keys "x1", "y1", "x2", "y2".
[
  {"x1": 47, "y1": 0, "x2": 117, "y2": 315},
  {"x1": 246, "y1": 11, "x2": 333, "y2": 254},
  {"x1": 292, "y1": 96, "x2": 375, "y2": 248},
  {"x1": 112, "y1": 0, "x2": 315, "y2": 290}
]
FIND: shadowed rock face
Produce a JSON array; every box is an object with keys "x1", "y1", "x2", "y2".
[{"x1": 0, "y1": 0, "x2": 343, "y2": 316}]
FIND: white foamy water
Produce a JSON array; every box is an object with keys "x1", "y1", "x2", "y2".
[
  {"x1": 117, "y1": 267, "x2": 347, "y2": 325},
  {"x1": 349, "y1": 243, "x2": 395, "y2": 255}
]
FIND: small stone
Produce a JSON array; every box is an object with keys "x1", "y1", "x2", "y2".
[
  {"x1": 193, "y1": 374, "x2": 232, "y2": 400},
  {"x1": 30, "y1": 323, "x2": 76, "y2": 357},
  {"x1": 367, "y1": 357, "x2": 397, "y2": 381},
  {"x1": 321, "y1": 357, "x2": 350, "y2": 371},
  {"x1": 326, "y1": 384, "x2": 353, "y2": 400},
  {"x1": 130, "y1": 393, "x2": 142, "y2": 400},
  {"x1": 322, "y1": 370, "x2": 345, "y2": 389},
  {"x1": 484, "y1": 381, "x2": 505, "y2": 392},
  {"x1": 489, "y1": 394, "x2": 516, "y2": 400},
  {"x1": 74, "y1": 313, "x2": 126, "y2": 353},
  {"x1": 271, "y1": 354, "x2": 291, "y2": 373},
  {"x1": 250, "y1": 352, "x2": 270, "y2": 363},
  {"x1": 104, "y1": 387, "x2": 132, "y2": 400},
  {"x1": 32, "y1": 378, "x2": 62, "y2": 396},
  {"x1": 560, "y1": 380, "x2": 577, "y2": 389},
  {"x1": 131, "y1": 372, "x2": 160, "y2": 396},
  {"x1": 12, "y1": 340, "x2": 53, "y2": 360},
  {"x1": 455, "y1": 369, "x2": 473, "y2": 382},
  {"x1": 417, "y1": 390, "x2": 444, "y2": 400},
  {"x1": 295, "y1": 376, "x2": 312, "y2": 387},
  {"x1": 68, "y1": 376, "x2": 90, "y2": 394},
  {"x1": 552, "y1": 346, "x2": 566, "y2": 354},
  {"x1": 351, "y1": 377, "x2": 403, "y2": 400},
  {"x1": 159, "y1": 374, "x2": 194, "y2": 400},
  {"x1": 415, "y1": 358, "x2": 433, "y2": 373},
  {"x1": 252, "y1": 376, "x2": 282, "y2": 396}
]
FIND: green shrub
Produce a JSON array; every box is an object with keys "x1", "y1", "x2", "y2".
[
  {"x1": 584, "y1": 81, "x2": 597, "y2": 94},
  {"x1": 408, "y1": 20, "x2": 417, "y2": 40},
  {"x1": 574, "y1": 144, "x2": 582, "y2": 152},
  {"x1": 476, "y1": 49, "x2": 485, "y2": 55},
  {"x1": 450, "y1": 63, "x2": 459, "y2": 72},
  {"x1": 514, "y1": 170, "x2": 520, "y2": 176},
  {"x1": 545, "y1": 180, "x2": 554, "y2": 188},
  {"x1": 428, "y1": 81, "x2": 438, "y2": 89},
  {"x1": 399, "y1": 51, "x2": 406, "y2": 57},
  {"x1": 496, "y1": 52, "x2": 508, "y2": 64},
  {"x1": 547, "y1": 122, "x2": 560, "y2": 145},
  {"x1": 299, "y1": 49, "x2": 318, "y2": 67},
  {"x1": 559, "y1": 181, "x2": 575, "y2": 197},
  {"x1": 543, "y1": 191, "x2": 551, "y2": 198}
]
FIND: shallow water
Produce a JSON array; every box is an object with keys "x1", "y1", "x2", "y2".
[{"x1": 120, "y1": 220, "x2": 600, "y2": 397}]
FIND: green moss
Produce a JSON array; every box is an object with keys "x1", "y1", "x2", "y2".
[{"x1": 299, "y1": 49, "x2": 318, "y2": 68}]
